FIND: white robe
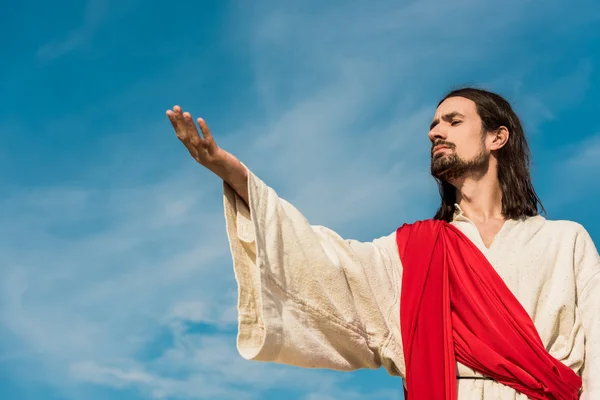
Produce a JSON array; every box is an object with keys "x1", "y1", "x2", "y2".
[{"x1": 222, "y1": 167, "x2": 600, "y2": 399}]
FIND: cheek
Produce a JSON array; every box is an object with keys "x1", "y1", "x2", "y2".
[{"x1": 454, "y1": 137, "x2": 483, "y2": 159}]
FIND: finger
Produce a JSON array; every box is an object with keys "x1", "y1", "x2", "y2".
[
  {"x1": 167, "y1": 106, "x2": 187, "y2": 141},
  {"x1": 166, "y1": 110, "x2": 179, "y2": 133},
  {"x1": 197, "y1": 118, "x2": 213, "y2": 141},
  {"x1": 175, "y1": 106, "x2": 193, "y2": 143},
  {"x1": 173, "y1": 106, "x2": 187, "y2": 130},
  {"x1": 183, "y1": 112, "x2": 202, "y2": 146}
]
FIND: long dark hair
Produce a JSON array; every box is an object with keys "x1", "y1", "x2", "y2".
[{"x1": 433, "y1": 87, "x2": 545, "y2": 222}]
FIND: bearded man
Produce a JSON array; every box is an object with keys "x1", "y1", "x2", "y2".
[{"x1": 166, "y1": 87, "x2": 599, "y2": 399}]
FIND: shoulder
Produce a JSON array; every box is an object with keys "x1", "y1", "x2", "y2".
[
  {"x1": 534, "y1": 216, "x2": 589, "y2": 235},
  {"x1": 530, "y1": 216, "x2": 595, "y2": 246}
]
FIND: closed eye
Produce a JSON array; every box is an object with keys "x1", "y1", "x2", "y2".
[{"x1": 451, "y1": 120, "x2": 462, "y2": 126}]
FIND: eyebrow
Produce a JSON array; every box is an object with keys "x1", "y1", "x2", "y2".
[{"x1": 430, "y1": 112, "x2": 466, "y2": 130}]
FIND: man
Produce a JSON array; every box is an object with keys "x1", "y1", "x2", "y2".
[{"x1": 166, "y1": 88, "x2": 599, "y2": 399}]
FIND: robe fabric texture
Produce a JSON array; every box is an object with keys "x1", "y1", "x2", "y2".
[
  {"x1": 222, "y1": 167, "x2": 600, "y2": 399},
  {"x1": 396, "y1": 220, "x2": 581, "y2": 400}
]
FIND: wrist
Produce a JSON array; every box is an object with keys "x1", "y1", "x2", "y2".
[{"x1": 212, "y1": 149, "x2": 246, "y2": 184}]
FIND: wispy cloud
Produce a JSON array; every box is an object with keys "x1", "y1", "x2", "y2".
[
  {"x1": 546, "y1": 132, "x2": 600, "y2": 209},
  {"x1": 503, "y1": 60, "x2": 595, "y2": 132},
  {"x1": 563, "y1": 133, "x2": 600, "y2": 169},
  {"x1": 304, "y1": 389, "x2": 402, "y2": 400},
  {"x1": 36, "y1": 0, "x2": 108, "y2": 61},
  {"x1": 69, "y1": 318, "x2": 342, "y2": 399}
]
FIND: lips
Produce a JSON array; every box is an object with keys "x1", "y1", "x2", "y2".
[{"x1": 432, "y1": 145, "x2": 450, "y2": 155}]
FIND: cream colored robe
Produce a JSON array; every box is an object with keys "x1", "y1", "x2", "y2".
[{"x1": 223, "y1": 167, "x2": 600, "y2": 399}]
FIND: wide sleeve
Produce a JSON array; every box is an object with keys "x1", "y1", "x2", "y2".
[
  {"x1": 574, "y1": 226, "x2": 600, "y2": 399},
  {"x1": 222, "y1": 166, "x2": 405, "y2": 377}
]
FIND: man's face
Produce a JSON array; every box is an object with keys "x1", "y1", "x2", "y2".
[{"x1": 428, "y1": 96, "x2": 489, "y2": 181}]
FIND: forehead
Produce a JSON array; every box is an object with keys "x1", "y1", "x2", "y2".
[{"x1": 434, "y1": 96, "x2": 478, "y2": 119}]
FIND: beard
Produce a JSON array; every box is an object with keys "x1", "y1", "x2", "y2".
[{"x1": 430, "y1": 144, "x2": 489, "y2": 181}]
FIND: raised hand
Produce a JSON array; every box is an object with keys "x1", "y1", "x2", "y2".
[
  {"x1": 166, "y1": 106, "x2": 222, "y2": 168},
  {"x1": 166, "y1": 105, "x2": 249, "y2": 204}
]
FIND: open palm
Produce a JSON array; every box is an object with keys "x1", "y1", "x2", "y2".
[{"x1": 166, "y1": 106, "x2": 221, "y2": 167}]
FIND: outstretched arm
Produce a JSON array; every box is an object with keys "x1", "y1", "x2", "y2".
[
  {"x1": 166, "y1": 107, "x2": 406, "y2": 377},
  {"x1": 223, "y1": 168, "x2": 404, "y2": 375}
]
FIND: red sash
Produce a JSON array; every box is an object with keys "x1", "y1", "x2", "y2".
[{"x1": 396, "y1": 219, "x2": 582, "y2": 400}]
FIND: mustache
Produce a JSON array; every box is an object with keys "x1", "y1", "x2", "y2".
[{"x1": 431, "y1": 140, "x2": 455, "y2": 154}]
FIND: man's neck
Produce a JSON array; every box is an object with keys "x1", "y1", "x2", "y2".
[{"x1": 451, "y1": 173, "x2": 504, "y2": 223}]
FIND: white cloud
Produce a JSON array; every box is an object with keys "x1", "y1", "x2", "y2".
[
  {"x1": 304, "y1": 389, "x2": 402, "y2": 400},
  {"x1": 546, "y1": 132, "x2": 600, "y2": 209},
  {"x1": 562, "y1": 133, "x2": 600, "y2": 169},
  {"x1": 36, "y1": 0, "x2": 108, "y2": 61},
  {"x1": 69, "y1": 321, "x2": 342, "y2": 399},
  {"x1": 499, "y1": 60, "x2": 595, "y2": 133}
]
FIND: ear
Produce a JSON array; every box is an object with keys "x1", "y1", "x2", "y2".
[{"x1": 490, "y1": 126, "x2": 509, "y2": 150}]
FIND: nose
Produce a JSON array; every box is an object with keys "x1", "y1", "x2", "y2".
[{"x1": 428, "y1": 127, "x2": 447, "y2": 143}]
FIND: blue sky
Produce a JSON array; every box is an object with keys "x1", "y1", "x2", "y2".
[{"x1": 1, "y1": 0, "x2": 599, "y2": 399}]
